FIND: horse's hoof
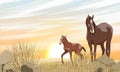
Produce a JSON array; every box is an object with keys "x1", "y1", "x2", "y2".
[
  {"x1": 91, "y1": 60, "x2": 93, "y2": 62},
  {"x1": 62, "y1": 61, "x2": 64, "y2": 64}
]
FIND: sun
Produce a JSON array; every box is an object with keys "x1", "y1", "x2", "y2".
[{"x1": 48, "y1": 43, "x2": 69, "y2": 58}]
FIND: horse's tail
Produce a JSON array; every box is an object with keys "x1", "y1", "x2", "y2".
[{"x1": 82, "y1": 47, "x2": 86, "y2": 52}]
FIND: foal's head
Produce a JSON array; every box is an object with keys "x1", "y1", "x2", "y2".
[
  {"x1": 86, "y1": 15, "x2": 96, "y2": 34},
  {"x1": 59, "y1": 35, "x2": 67, "y2": 45}
]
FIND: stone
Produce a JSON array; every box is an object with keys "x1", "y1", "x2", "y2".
[
  {"x1": 21, "y1": 65, "x2": 33, "y2": 72},
  {"x1": 6, "y1": 69, "x2": 14, "y2": 72},
  {"x1": 95, "y1": 67, "x2": 103, "y2": 72}
]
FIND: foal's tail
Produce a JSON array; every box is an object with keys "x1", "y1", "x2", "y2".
[{"x1": 82, "y1": 47, "x2": 86, "y2": 52}]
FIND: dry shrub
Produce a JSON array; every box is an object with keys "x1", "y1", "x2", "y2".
[{"x1": 9, "y1": 42, "x2": 40, "y2": 72}]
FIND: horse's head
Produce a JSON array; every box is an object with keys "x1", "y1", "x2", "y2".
[
  {"x1": 86, "y1": 15, "x2": 96, "y2": 34},
  {"x1": 59, "y1": 35, "x2": 67, "y2": 45}
]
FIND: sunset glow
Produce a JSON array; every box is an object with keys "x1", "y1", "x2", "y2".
[
  {"x1": 48, "y1": 43, "x2": 69, "y2": 58},
  {"x1": 0, "y1": 0, "x2": 120, "y2": 59}
]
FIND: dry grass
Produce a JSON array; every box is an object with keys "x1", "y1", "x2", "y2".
[
  {"x1": 38, "y1": 53, "x2": 115, "y2": 72},
  {"x1": 74, "y1": 53, "x2": 97, "y2": 72},
  {"x1": 9, "y1": 42, "x2": 40, "y2": 72},
  {"x1": 7, "y1": 43, "x2": 113, "y2": 72},
  {"x1": 38, "y1": 53, "x2": 98, "y2": 72}
]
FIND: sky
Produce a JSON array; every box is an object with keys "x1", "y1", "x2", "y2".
[{"x1": 0, "y1": 0, "x2": 120, "y2": 59}]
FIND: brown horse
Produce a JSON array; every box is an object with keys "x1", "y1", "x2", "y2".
[
  {"x1": 86, "y1": 15, "x2": 113, "y2": 61},
  {"x1": 59, "y1": 35, "x2": 86, "y2": 64}
]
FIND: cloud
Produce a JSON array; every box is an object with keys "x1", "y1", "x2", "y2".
[
  {"x1": 0, "y1": 0, "x2": 20, "y2": 4},
  {"x1": 0, "y1": 31, "x2": 51, "y2": 40},
  {"x1": 1, "y1": 0, "x2": 73, "y2": 19}
]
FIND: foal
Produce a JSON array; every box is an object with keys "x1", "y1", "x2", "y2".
[{"x1": 59, "y1": 35, "x2": 86, "y2": 64}]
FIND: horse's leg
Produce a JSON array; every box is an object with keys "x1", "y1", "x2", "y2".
[
  {"x1": 69, "y1": 51, "x2": 73, "y2": 64},
  {"x1": 94, "y1": 45, "x2": 97, "y2": 60},
  {"x1": 100, "y1": 43, "x2": 105, "y2": 55},
  {"x1": 75, "y1": 50, "x2": 83, "y2": 60},
  {"x1": 106, "y1": 40, "x2": 111, "y2": 57},
  {"x1": 88, "y1": 43, "x2": 93, "y2": 61},
  {"x1": 61, "y1": 51, "x2": 68, "y2": 64}
]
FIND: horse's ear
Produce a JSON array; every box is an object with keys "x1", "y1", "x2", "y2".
[
  {"x1": 92, "y1": 15, "x2": 94, "y2": 19},
  {"x1": 88, "y1": 14, "x2": 90, "y2": 17}
]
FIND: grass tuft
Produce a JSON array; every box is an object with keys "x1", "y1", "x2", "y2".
[{"x1": 9, "y1": 42, "x2": 40, "y2": 72}]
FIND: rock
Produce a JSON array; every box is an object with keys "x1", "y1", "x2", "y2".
[
  {"x1": 93, "y1": 54, "x2": 116, "y2": 72},
  {"x1": 0, "y1": 50, "x2": 11, "y2": 72},
  {"x1": 95, "y1": 67, "x2": 103, "y2": 72},
  {"x1": 110, "y1": 62, "x2": 120, "y2": 72},
  {"x1": 3, "y1": 63, "x2": 13, "y2": 72},
  {"x1": 0, "y1": 50, "x2": 11, "y2": 64},
  {"x1": 21, "y1": 62, "x2": 39, "y2": 72},
  {"x1": 6, "y1": 69, "x2": 14, "y2": 72},
  {"x1": 21, "y1": 65, "x2": 33, "y2": 72},
  {"x1": 96, "y1": 54, "x2": 116, "y2": 66}
]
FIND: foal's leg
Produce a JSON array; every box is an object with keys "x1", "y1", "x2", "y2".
[
  {"x1": 69, "y1": 51, "x2": 73, "y2": 64},
  {"x1": 80, "y1": 53, "x2": 83, "y2": 60},
  {"x1": 61, "y1": 51, "x2": 68, "y2": 64},
  {"x1": 100, "y1": 43, "x2": 105, "y2": 55},
  {"x1": 75, "y1": 50, "x2": 83, "y2": 60}
]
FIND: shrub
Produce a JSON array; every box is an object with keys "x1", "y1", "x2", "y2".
[{"x1": 9, "y1": 42, "x2": 40, "y2": 72}]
